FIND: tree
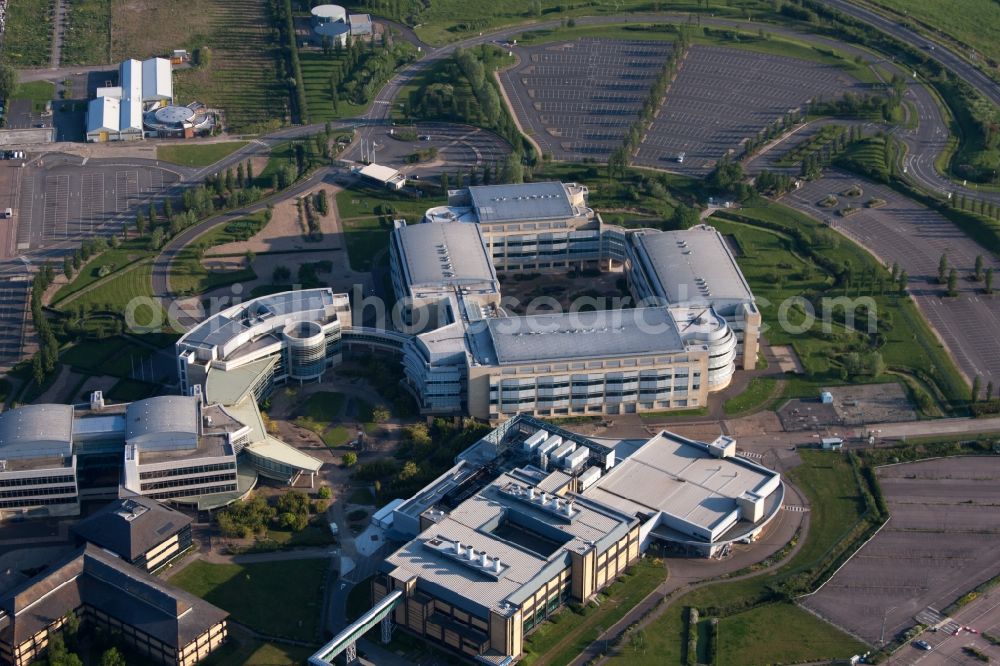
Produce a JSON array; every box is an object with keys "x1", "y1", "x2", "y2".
[
  {"x1": 32, "y1": 353, "x2": 45, "y2": 387},
  {"x1": 500, "y1": 153, "x2": 523, "y2": 183},
  {"x1": 0, "y1": 63, "x2": 17, "y2": 102},
  {"x1": 972, "y1": 376, "x2": 982, "y2": 403},
  {"x1": 671, "y1": 203, "x2": 701, "y2": 230},
  {"x1": 947, "y1": 268, "x2": 958, "y2": 296},
  {"x1": 318, "y1": 485, "x2": 332, "y2": 499},
  {"x1": 136, "y1": 211, "x2": 147, "y2": 236},
  {"x1": 99, "y1": 647, "x2": 126, "y2": 666},
  {"x1": 938, "y1": 253, "x2": 948, "y2": 284},
  {"x1": 398, "y1": 461, "x2": 419, "y2": 481},
  {"x1": 975, "y1": 254, "x2": 985, "y2": 281},
  {"x1": 440, "y1": 172, "x2": 449, "y2": 192},
  {"x1": 987, "y1": 268, "x2": 995, "y2": 294},
  {"x1": 988, "y1": 381, "x2": 995, "y2": 402},
  {"x1": 272, "y1": 265, "x2": 291, "y2": 283},
  {"x1": 898, "y1": 270, "x2": 909, "y2": 295},
  {"x1": 372, "y1": 405, "x2": 390, "y2": 423},
  {"x1": 63, "y1": 256, "x2": 74, "y2": 280},
  {"x1": 342, "y1": 451, "x2": 358, "y2": 467}
]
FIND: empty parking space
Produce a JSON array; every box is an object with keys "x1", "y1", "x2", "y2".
[
  {"x1": 499, "y1": 39, "x2": 674, "y2": 160},
  {"x1": 635, "y1": 45, "x2": 866, "y2": 174},
  {"x1": 788, "y1": 170, "x2": 1000, "y2": 382},
  {"x1": 802, "y1": 457, "x2": 1000, "y2": 645},
  {"x1": 16, "y1": 160, "x2": 181, "y2": 251},
  {"x1": 42, "y1": 175, "x2": 70, "y2": 240},
  {"x1": 0, "y1": 279, "x2": 30, "y2": 371}
]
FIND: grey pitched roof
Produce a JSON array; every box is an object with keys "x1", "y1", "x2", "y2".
[
  {"x1": 71, "y1": 497, "x2": 192, "y2": 561},
  {"x1": 0, "y1": 545, "x2": 227, "y2": 648}
]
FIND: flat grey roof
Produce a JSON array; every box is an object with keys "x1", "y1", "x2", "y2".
[
  {"x1": 480, "y1": 307, "x2": 684, "y2": 365},
  {"x1": 385, "y1": 473, "x2": 632, "y2": 614},
  {"x1": 396, "y1": 222, "x2": 497, "y2": 289},
  {"x1": 585, "y1": 431, "x2": 778, "y2": 532},
  {"x1": 468, "y1": 182, "x2": 575, "y2": 223},
  {"x1": 632, "y1": 225, "x2": 754, "y2": 305}
]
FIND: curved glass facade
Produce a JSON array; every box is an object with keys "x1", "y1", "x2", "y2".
[{"x1": 283, "y1": 321, "x2": 327, "y2": 381}]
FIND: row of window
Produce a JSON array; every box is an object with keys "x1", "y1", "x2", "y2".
[
  {"x1": 0, "y1": 475, "x2": 74, "y2": 488},
  {"x1": 0, "y1": 485, "x2": 77, "y2": 499},
  {"x1": 0, "y1": 496, "x2": 77, "y2": 509},
  {"x1": 139, "y1": 462, "x2": 236, "y2": 480},
  {"x1": 141, "y1": 473, "x2": 237, "y2": 492},
  {"x1": 148, "y1": 483, "x2": 237, "y2": 500}
]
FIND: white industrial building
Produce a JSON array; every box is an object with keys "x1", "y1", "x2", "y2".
[
  {"x1": 86, "y1": 57, "x2": 174, "y2": 142},
  {"x1": 310, "y1": 4, "x2": 373, "y2": 46}
]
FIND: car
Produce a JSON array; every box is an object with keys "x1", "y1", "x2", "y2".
[
  {"x1": 419, "y1": 135, "x2": 431, "y2": 141},
  {"x1": 913, "y1": 640, "x2": 932, "y2": 651}
]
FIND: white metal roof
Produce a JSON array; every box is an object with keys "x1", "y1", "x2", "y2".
[
  {"x1": 141, "y1": 58, "x2": 173, "y2": 102},
  {"x1": 87, "y1": 97, "x2": 120, "y2": 134},
  {"x1": 395, "y1": 221, "x2": 497, "y2": 290},
  {"x1": 119, "y1": 59, "x2": 143, "y2": 131},
  {"x1": 359, "y1": 163, "x2": 402, "y2": 184}
]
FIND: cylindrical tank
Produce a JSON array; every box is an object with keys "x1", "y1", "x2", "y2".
[{"x1": 311, "y1": 4, "x2": 347, "y2": 24}]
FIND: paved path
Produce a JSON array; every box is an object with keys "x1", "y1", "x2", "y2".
[{"x1": 49, "y1": 0, "x2": 66, "y2": 69}]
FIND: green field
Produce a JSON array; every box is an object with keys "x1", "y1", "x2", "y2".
[
  {"x1": 10, "y1": 81, "x2": 56, "y2": 114},
  {"x1": 869, "y1": 0, "x2": 1000, "y2": 66},
  {"x1": 59, "y1": 337, "x2": 154, "y2": 377},
  {"x1": 604, "y1": 450, "x2": 869, "y2": 665},
  {"x1": 172, "y1": 0, "x2": 286, "y2": 132},
  {"x1": 62, "y1": 0, "x2": 111, "y2": 65},
  {"x1": 723, "y1": 377, "x2": 778, "y2": 415},
  {"x1": 1, "y1": 0, "x2": 52, "y2": 65},
  {"x1": 410, "y1": 0, "x2": 773, "y2": 45},
  {"x1": 716, "y1": 603, "x2": 866, "y2": 665},
  {"x1": 711, "y1": 202, "x2": 968, "y2": 406},
  {"x1": 157, "y1": 141, "x2": 249, "y2": 167},
  {"x1": 170, "y1": 559, "x2": 328, "y2": 642}
]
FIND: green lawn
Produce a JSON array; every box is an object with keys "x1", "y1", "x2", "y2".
[
  {"x1": 341, "y1": 217, "x2": 389, "y2": 272},
  {"x1": 605, "y1": 449, "x2": 869, "y2": 666},
  {"x1": 334, "y1": 184, "x2": 445, "y2": 221},
  {"x1": 711, "y1": 202, "x2": 968, "y2": 407},
  {"x1": 203, "y1": 634, "x2": 313, "y2": 666},
  {"x1": 157, "y1": 141, "x2": 249, "y2": 167},
  {"x1": 52, "y1": 239, "x2": 154, "y2": 306},
  {"x1": 62, "y1": 0, "x2": 110, "y2": 65},
  {"x1": 171, "y1": 236, "x2": 256, "y2": 297},
  {"x1": 68, "y1": 260, "x2": 160, "y2": 319},
  {"x1": 723, "y1": 377, "x2": 778, "y2": 415},
  {"x1": 59, "y1": 337, "x2": 154, "y2": 378},
  {"x1": 10, "y1": 81, "x2": 56, "y2": 113},
  {"x1": 1, "y1": 0, "x2": 52, "y2": 65},
  {"x1": 301, "y1": 391, "x2": 345, "y2": 421},
  {"x1": 716, "y1": 603, "x2": 866, "y2": 665},
  {"x1": 349, "y1": 487, "x2": 375, "y2": 505},
  {"x1": 171, "y1": 0, "x2": 286, "y2": 133},
  {"x1": 106, "y1": 377, "x2": 160, "y2": 402},
  {"x1": 171, "y1": 559, "x2": 328, "y2": 642},
  {"x1": 521, "y1": 559, "x2": 666, "y2": 665}
]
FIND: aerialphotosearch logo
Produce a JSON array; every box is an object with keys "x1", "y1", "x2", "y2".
[{"x1": 123, "y1": 281, "x2": 879, "y2": 338}]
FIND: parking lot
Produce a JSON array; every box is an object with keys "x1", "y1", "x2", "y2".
[
  {"x1": 16, "y1": 157, "x2": 181, "y2": 251},
  {"x1": 499, "y1": 38, "x2": 674, "y2": 160},
  {"x1": 801, "y1": 456, "x2": 1000, "y2": 646},
  {"x1": 635, "y1": 45, "x2": 865, "y2": 174},
  {"x1": 788, "y1": 170, "x2": 1000, "y2": 384},
  {"x1": 345, "y1": 122, "x2": 512, "y2": 178}
]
